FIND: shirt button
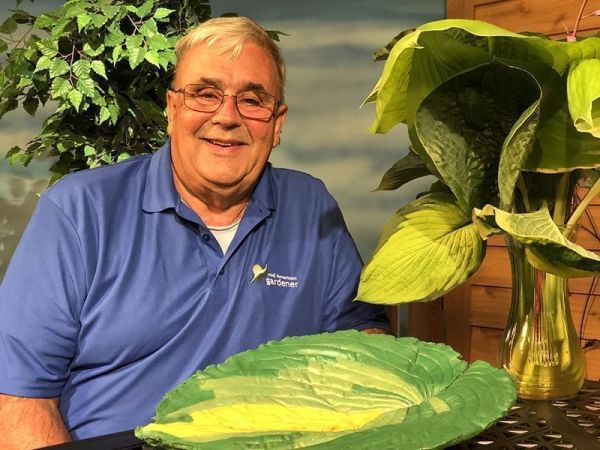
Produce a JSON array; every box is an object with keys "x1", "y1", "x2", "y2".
[
  {"x1": 202, "y1": 233, "x2": 210, "y2": 241},
  {"x1": 219, "y1": 268, "x2": 225, "y2": 275}
]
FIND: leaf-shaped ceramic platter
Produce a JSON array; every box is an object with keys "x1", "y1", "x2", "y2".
[{"x1": 136, "y1": 330, "x2": 516, "y2": 449}]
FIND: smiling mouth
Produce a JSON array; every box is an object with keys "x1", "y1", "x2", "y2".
[{"x1": 205, "y1": 138, "x2": 246, "y2": 148}]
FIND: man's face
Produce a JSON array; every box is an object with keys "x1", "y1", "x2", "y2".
[{"x1": 166, "y1": 41, "x2": 287, "y2": 198}]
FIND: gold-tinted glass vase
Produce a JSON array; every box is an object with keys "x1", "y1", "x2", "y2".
[{"x1": 498, "y1": 235, "x2": 585, "y2": 399}]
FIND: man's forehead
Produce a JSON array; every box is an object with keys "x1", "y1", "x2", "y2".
[{"x1": 176, "y1": 42, "x2": 279, "y2": 91}]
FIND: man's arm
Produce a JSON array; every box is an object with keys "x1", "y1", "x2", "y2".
[
  {"x1": 0, "y1": 394, "x2": 71, "y2": 449},
  {"x1": 361, "y1": 328, "x2": 393, "y2": 335}
]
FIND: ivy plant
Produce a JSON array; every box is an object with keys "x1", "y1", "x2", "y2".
[{"x1": 0, "y1": 0, "x2": 219, "y2": 183}]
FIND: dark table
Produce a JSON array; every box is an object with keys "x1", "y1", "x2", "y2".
[{"x1": 45, "y1": 380, "x2": 600, "y2": 450}]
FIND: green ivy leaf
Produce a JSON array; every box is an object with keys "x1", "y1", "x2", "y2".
[
  {"x1": 72, "y1": 59, "x2": 91, "y2": 78},
  {"x1": 77, "y1": 14, "x2": 91, "y2": 31},
  {"x1": 50, "y1": 77, "x2": 72, "y2": 99},
  {"x1": 68, "y1": 89, "x2": 83, "y2": 110},
  {"x1": 83, "y1": 43, "x2": 105, "y2": 57},
  {"x1": 88, "y1": 13, "x2": 106, "y2": 28},
  {"x1": 10, "y1": 9, "x2": 34, "y2": 25},
  {"x1": 137, "y1": 0, "x2": 155, "y2": 18},
  {"x1": 117, "y1": 151, "x2": 131, "y2": 162},
  {"x1": 49, "y1": 58, "x2": 69, "y2": 77},
  {"x1": 17, "y1": 77, "x2": 33, "y2": 88},
  {"x1": 37, "y1": 39, "x2": 58, "y2": 58},
  {"x1": 159, "y1": 50, "x2": 175, "y2": 69},
  {"x1": 84, "y1": 144, "x2": 96, "y2": 156},
  {"x1": 23, "y1": 97, "x2": 39, "y2": 116},
  {"x1": 144, "y1": 49, "x2": 160, "y2": 68},
  {"x1": 34, "y1": 55, "x2": 52, "y2": 73},
  {"x1": 126, "y1": 34, "x2": 143, "y2": 50},
  {"x1": 99, "y1": 106, "x2": 111, "y2": 124},
  {"x1": 107, "y1": 102, "x2": 119, "y2": 124},
  {"x1": 112, "y1": 45, "x2": 122, "y2": 64},
  {"x1": 140, "y1": 18, "x2": 158, "y2": 38},
  {"x1": 91, "y1": 60, "x2": 107, "y2": 79},
  {"x1": 128, "y1": 47, "x2": 147, "y2": 69},
  {"x1": 154, "y1": 8, "x2": 175, "y2": 20},
  {"x1": 33, "y1": 14, "x2": 54, "y2": 30},
  {"x1": 76, "y1": 75, "x2": 96, "y2": 97},
  {"x1": 0, "y1": 17, "x2": 18, "y2": 34},
  {"x1": 0, "y1": 39, "x2": 7, "y2": 53},
  {"x1": 105, "y1": 27, "x2": 126, "y2": 47},
  {"x1": 146, "y1": 33, "x2": 171, "y2": 51}
]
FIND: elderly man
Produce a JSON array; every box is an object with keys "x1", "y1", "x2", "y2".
[{"x1": 0, "y1": 16, "x2": 390, "y2": 447}]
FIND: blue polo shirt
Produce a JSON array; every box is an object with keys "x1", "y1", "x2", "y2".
[{"x1": 0, "y1": 142, "x2": 390, "y2": 439}]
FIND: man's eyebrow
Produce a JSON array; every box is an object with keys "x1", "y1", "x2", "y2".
[
  {"x1": 195, "y1": 78, "x2": 269, "y2": 93},
  {"x1": 197, "y1": 77, "x2": 222, "y2": 88},
  {"x1": 240, "y1": 82, "x2": 268, "y2": 93}
]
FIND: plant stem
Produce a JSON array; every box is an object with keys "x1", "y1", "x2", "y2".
[
  {"x1": 567, "y1": 176, "x2": 600, "y2": 227},
  {"x1": 572, "y1": 0, "x2": 589, "y2": 39},
  {"x1": 553, "y1": 173, "x2": 571, "y2": 225},
  {"x1": 517, "y1": 175, "x2": 530, "y2": 212}
]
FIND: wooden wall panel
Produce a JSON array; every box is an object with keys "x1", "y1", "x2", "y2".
[
  {"x1": 471, "y1": 0, "x2": 600, "y2": 38},
  {"x1": 447, "y1": 0, "x2": 600, "y2": 40}
]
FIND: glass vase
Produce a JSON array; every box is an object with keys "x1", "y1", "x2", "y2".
[{"x1": 498, "y1": 234, "x2": 585, "y2": 400}]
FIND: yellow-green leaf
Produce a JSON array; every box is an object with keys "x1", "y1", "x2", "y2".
[
  {"x1": 357, "y1": 193, "x2": 485, "y2": 304},
  {"x1": 568, "y1": 59, "x2": 600, "y2": 138},
  {"x1": 135, "y1": 331, "x2": 516, "y2": 450}
]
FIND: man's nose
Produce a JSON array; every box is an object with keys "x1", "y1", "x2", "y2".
[{"x1": 211, "y1": 96, "x2": 242, "y2": 127}]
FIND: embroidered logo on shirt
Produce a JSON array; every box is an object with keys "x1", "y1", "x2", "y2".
[
  {"x1": 265, "y1": 272, "x2": 299, "y2": 288},
  {"x1": 250, "y1": 264, "x2": 268, "y2": 283},
  {"x1": 250, "y1": 263, "x2": 300, "y2": 288}
]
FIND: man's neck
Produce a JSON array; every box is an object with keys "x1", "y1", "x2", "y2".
[{"x1": 173, "y1": 171, "x2": 251, "y2": 227}]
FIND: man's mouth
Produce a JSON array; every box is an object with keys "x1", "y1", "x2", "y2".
[{"x1": 204, "y1": 138, "x2": 246, "y2": 148}]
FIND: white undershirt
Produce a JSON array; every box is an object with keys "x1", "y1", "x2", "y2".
[{"x1": 208, "y1": 220, "x2": 241, "y2": 253}]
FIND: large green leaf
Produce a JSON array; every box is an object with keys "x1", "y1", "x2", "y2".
[
  {"x1": 413, "y1": 61, "x2": 540, "y2": 212},
  {"x1": 357, "y1": 193, "x2": 485, "y2": 304},
  {"x1": 366, "y1": 20, "x2": 525, "y2": 134},
  {"x1": 136, "y1": 331, "x2": 516, "y2": 450},
  {"x1": 374, "y1": 150, "x2": 432, "y2": 191},
  {"x1": 568, "y1": 58, "x2": 600, "y2": 138},
  {"x1": 368, "y1": 19, "x2": 600, "y2": 135},
  {"x1": 473, "y1": 205, "x2": 600, "y2": 277},
  {"x1": 524, "y1": 69, "x2": 600, "y2": 172}
]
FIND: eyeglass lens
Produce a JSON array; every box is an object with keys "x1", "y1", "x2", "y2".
[{"x1": 183, "y1": 85, "x2": 276, "y2": 120}]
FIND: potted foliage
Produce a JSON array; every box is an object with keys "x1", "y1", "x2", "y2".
[{"x1": 358, "y1": 17, "x2": 600, "y2": 399}]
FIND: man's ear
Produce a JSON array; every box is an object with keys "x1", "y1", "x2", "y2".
[
  {"x1": 272, "y1": 104, "x2": 288, "y2": 148},
  {"x1": 166, "y1": 89, "x2": 177, "y2": 136}
]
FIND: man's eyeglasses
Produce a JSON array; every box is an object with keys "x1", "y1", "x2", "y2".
[{"x1": 170, "y1": 84, "x2": 279, "y2": 121}]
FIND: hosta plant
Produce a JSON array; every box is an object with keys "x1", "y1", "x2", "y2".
[
  {"x1": 135, "y1": 330, "x2": 516, "y2": 449},
  {"x1": 357, "y1": 18, "x2": 600, "y2": 304}
]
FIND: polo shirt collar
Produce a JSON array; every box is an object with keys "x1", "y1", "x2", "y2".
[
  {"x1": 142, "y1": 141, "x2": 179, "y2": 213},
  {"x1": 142, "y1": 140, "x2": 277, "y2": 214}
]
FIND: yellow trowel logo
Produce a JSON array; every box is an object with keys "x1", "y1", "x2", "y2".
[{"x1": 250, "y1": 263, "x2": 268, "y2": 283}]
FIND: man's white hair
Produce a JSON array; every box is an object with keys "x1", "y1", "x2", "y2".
[{"x1": 174, "y1": 16, "x2": 286, "y2": 100}]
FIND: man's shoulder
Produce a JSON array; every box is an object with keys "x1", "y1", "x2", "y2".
[
  {"x1": 44, "y1": 153, "x2": 153, "y2": 203},
  {"x1": 270, "y1": 166, "x2": 328, "y2": 192}
]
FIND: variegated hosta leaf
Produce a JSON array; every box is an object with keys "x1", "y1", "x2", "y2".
[
  {"x1": 473, "y1": 205, "x2": 600, "y2": 277},
  {"x1": 135, "y1": 331, "x2": 516, "y2": 450},
  {"x1": 375, "y1": 150, "x2": 432, "y2": 191},
  {"x1": 568, "y1": 59, "x2": 600, "y2": 138},
  {"x1": 356, "y1": 193, "x2": 485, "y2": 304},
  {"x1": 524, "y1": 66, "x2": 600, "y2": 173},
  {"x1": 366, "y1": 19, "x2": 519, "y2": 134},
  {"x1": 413, "y1": 61, "x2": 540, "y2": 213},
  {"x1": 367, "y1": 20, "x2": 600, "y2": 173}
]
